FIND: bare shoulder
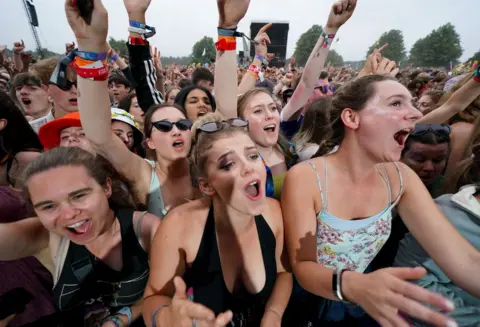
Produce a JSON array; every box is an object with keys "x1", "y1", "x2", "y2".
[
  {"x1": 15, "y1": 151, "x2": 41, "y2": 164},
  {"x1": 264, "y1": 198, "x2": 284, "y2": 236},
  {"x1": 284, "y1": 158, "x2": 320, "y2": 186},
  {"x1": 158, "y1": 198, "x2": 210, "y2": 238},
  {"x1": 383, "y1": 162, "x2": 418, "y2": 198}
]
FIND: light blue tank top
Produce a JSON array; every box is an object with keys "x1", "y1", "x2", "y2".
[
  {"x1": 308, "y1": 159, "x2": 403, "y2": 273},
  {"x1": 145, "y1": 159, "x2": 167, "y2": 219}
]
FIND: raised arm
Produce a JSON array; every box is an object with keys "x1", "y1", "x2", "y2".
[
  {"x1": 419, "y1": 68, "x2": 480, "y2": 124},
  {"x1": 282, "y1": 163, "x2": 456, "y2": 327},
  {"x1": 237, "y1": 23, "x2": 272, "y2": 95},
  {"x1": 213, "y1": 0, "x2": 250, "y2": 119},
  {"x1": 65, "y1": 0, "x2": 151, "y2": 202},
  {"x1": 281, "y1": 0, "x2": 357, "y2": 122},
  {"x1": 397, "y1": 162, "x2": 480, "y2": 297},
  {"x1": 0, "y1": 218, "x2": 49, "y2": 260}
]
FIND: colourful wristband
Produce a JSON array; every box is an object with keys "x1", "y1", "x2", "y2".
[
  {"x1": 215, "y1": 36, "x2": 236, "y2": 51},
  {"x1": 76, "y1": 50, "x2": 107, "y2": 61},
  {"x1": 248, "y1": 64, "x2": 261, "y2": 79},
  {"x1": 217, "y1": 27, "x2": 237, "y2": 37},
  {"x1": 107, "y1": 316, "x2": 125, "y2": 327},
  {"x1": 152, "y1": 304, "x2": 169, "y2": 327},
  {"x1": 255, "y1": 54, "x2": 265, "y2": 62},
  {"x1": 474, "y1": 66, "x2": 480, "y2": 83},
  {"x1": 110, "y1": 53, "x2": 119, "y2": 62},
  {"x1": 128, "y1": 36, "x2": 148, "y2": 45},
  {"x1": 320, "y1": 32, "x2": 336, "y2": 49}
]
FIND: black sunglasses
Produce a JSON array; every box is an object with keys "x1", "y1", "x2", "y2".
[
  {"x1": 152, "y1": 119, "x2": 193, "y2": 132},
  {"x1": 49, "y1": 79, "x2": 77, "y2": 92},
  {"x1": 315, "y1": 85, "x2": 335, "y2": 95},
  {"x1": 411, "y1": 124, "x2": 451, "y2": 136},
  {"x1": 196, "y1": 118, "x2": 248, "y2": 137}
]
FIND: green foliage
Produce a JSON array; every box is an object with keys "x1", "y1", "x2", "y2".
[
  {"x1": 409, "y1": 23, "x2": 463, "y2": 68},
  {"x1": 468, "y1": 50, "x2": 480, "y2": 63},
  {"x1": 326, "y1": 49, "x2": 344, "y2": 67},
  {"x1": 108, "y1": 37, "x2": 128, "y2": 56},
  {"x1": 293, "y1": 25, "x2": 323, "y2": 66},
  {"x1": 161, "y1": 56, "x2": 191, "y2": 66},
  {"x1": 366, "y1": 30, "x2": 406, "y2": 64},
  {"x1": 191, "y1": 36, "x2": 216, "y2": 64}
]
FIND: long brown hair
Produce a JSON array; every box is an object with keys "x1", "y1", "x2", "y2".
[
  {"x1": 315, "y1": 75, "x2": 396, "y2": 156},
  {"x1": 23, "y1": 147, "x2": 137, "y2": 210}
]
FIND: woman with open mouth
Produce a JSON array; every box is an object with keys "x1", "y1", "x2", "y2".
[
  {"x1": 0, "y1": 147, "x2": 161, "y2": 326},
  {"x1": 282, "y1": 75, "x2": 480, "y2": 326},
  {"x1": 143, "y1": 113, "x2": 291, "y2": 327}
]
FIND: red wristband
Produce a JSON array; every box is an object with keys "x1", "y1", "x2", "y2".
[
  {"x1": 129, "y1": 36, "x2": 148, "y2": 45},
  {"x1": 474, "y1": 76, "x2": 480, "y2": 83},
  {"x1": 248, "y1": 64, "x2": 260, "y2": 79},
  {"x1": 74, "y1": 64, "x2": 109, "y2": 81},
  {"x1": 215, "y1": 36, "x2": 236, "y2": 51}
]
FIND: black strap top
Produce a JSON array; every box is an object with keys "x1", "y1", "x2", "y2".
[
  {"x1": 53, "y1": 209, "x2": 149, "y2": 326},
  {"x1": 184, "y1": 206, "x2": 277, "y2": 326}
]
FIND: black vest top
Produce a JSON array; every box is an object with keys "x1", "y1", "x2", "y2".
[
  {"x1": 53, "y1": 209, "x2": 149, "y2": 326},
  {"x1": 184, "y1": 206, "x2": 277, "y2": 326}
]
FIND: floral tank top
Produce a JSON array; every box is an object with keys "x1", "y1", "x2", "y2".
[{"x1": 308, "y1": 159, "x2": 403, "y2": 273}]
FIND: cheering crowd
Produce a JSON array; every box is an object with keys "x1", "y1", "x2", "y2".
[{"x1": 1, "y1": 0, "x2": 480, "y2": 326}]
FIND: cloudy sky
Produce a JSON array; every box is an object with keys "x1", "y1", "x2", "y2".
[{"x1": 1, "y1": 0, "x2": 478, "y2": 62}]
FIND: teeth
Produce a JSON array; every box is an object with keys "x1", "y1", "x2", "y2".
[
  {"x1": 264, "y1": 124, "x2": 275, "y2": 129},
  {"x1": 68, "y1": 221, "x2": 86, "y2": 229},
  {"x1": 249, "y1": 181, "x2": 258, "y2": 186}
]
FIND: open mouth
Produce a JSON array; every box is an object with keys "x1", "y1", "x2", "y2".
[
  {"x1": 245, "y1": 180, "x2": 261, "y2": 200},
  {"x1": 197, "y1": 110, "x2": 207, "y2": 117},
  {"x1": 172, "y1": 140, "x2": 184, "y2": 148},
  {"x1": 21, "y1": 98, "x2": 32, "y2": 105},
  {"x1": 65, "y1": 220, "x2": 92, "y2": 235},
  {"x1": 393, "y1": 128, "x2": 412, "y2": 147},
  {"x1": 68, "y1": 98, "x2": 78, "y2": 105},
  {"x1": 263, "y1": 124, "x2": 276, "y2": 133}
]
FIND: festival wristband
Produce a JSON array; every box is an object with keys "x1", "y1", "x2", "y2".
[
  {"x1": 474, "y1": 66, "x2": 480, "y2": 83},
  {"x1": 128, "y1": 20, "x2": 156, "y2": 39},
  {"x1": 248, "y1": 64, "x2": 261, "y2": 79},
  {"x1": 217, "y1": 27, "x2": 237, "y2": 37},
  {"x1": 128, "y1": 26, "x2": 147, "y2": 35},
  {"x1": 255, "y1": 54, "x2": 265, "y2": 62},
  {"x1": 215, "y1": 36, "x2": 236, "y2": 51},
  {"x1": 110, "y1": 53, "x2": 119, "y2": 62},
  {"x1": 74, "y1": 57, "x2": 106, "y2": 68},
  {"x1": 116, "y1": 307, "x2": 133, "y2": 324},
  {"x1": 320, "y1": 32, "x2": 336, "y2": 49},
  {"x1": 151, "y1": 304, "x2": 169, "y2": 327},
  {"x1": 74, "y1": 59, "x2": 109, "y2": 81},
  {"x1": 129, "y1": 20, "x2": 146, "y2": 29},
  {"x1": 76, "y1": 50, "x2": 107, "y2": 61},
  {"x1": 128, "y1": 36, "x2": 148, "y2": 45},
  {"x1": 107, "y1": 316, "x2": 125, "y2": 327}
]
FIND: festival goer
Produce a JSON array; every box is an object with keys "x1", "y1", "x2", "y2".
[
  {"x1": 282, "y1": 75, "x2": 480, "y2": 326},
  {"x1": 417, "y1": 90, "x2": 444, "y2": 114},
  {"x1": 65, "y1": 0, "x2": 199, "y2": 218},
  {"x1": 109, "y1": 74, "x2": 132, "y2": 106},
  {"x1": 111, "y1": 108, "x2": 144, "y2": 152},
  {"x1": 0, "y1": 147, "x2": 161, "y2": 326},
  {"x1": 117, "y1": 92, "x2": 145, "y2": 131},
  {"x1": 191, "y1": 67, "x2": 214, "y2": 93},
  {"x1": 143, "y1": 113, "x2": 291, "y2": 327},
  {"x1": 173, "y1": 85, "x2": 215, "y2": 120},
  {"x1": 164, "y1": 86, "x2": 180, "y2": 105},
  {"x1": 10, "y1": 73, "x2": 51, "y2": 120},
  {"x1": 0, "y1": 91, "x2": 42, "y2": 188}
]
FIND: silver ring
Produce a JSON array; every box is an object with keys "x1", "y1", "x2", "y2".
[{"x1": 192, "y1": 319, "x2": 197, "y2": 327}]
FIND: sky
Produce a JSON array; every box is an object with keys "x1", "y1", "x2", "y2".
[{"x1": 0, "y1": 0, "x2": 478, "y2": 62}]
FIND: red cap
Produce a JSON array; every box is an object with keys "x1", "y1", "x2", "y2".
[{"x1": 38, "y1": 112, "x2": 82, "y2": 150}]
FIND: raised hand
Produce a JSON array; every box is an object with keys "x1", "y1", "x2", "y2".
[
  {"x1": 13, "y1": 40, "x2": 25, "y2": 54},
  {"x1": 343, "y1": 267, "x2": 457, "y2": 327},
  {"x1": 374, "y1": 57, "x2": 400, "y2": 77},
  {"x1": 254, "y1": 23, "x2": 272, "y2": 57},
  {"x1": 217, "y1": 0, "x2": 250, "y2": 29},
  {"x1": 159, "y1": 277, "x2": 233, "y2": 327},
  {"x1": 65, "y1": 41, "x2": 76, "y2": 54},
  {"x1": 123, "y1": 0, "x2": 151, "y2": 14},
  {"x1": 65, "y1": 0, "x2": 108, "y2": 52},
  {"x1": 326, "y1": 0, "x2": 357, "y2": 29},
  {"x1": 359, "y1": 43, "x2": 387, "y2": 77},
  {"x1": 266, "y1": 53, "x2": 275, "y2": 62},
  {"x1": 150, "y1": 45, "x2": 162, "y2": 71},
  {"x1": 0, "y1": 45, "x2": 7, "y2": 54}
]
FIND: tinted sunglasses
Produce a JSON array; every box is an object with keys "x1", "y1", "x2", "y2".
[
  {"x1": 411, "y1": 124, "x2": 451, "y2": 136},
  {"x1": 196, "y1": 118, "x2": 248, "y2": 137},
  {"x1": 152, "y1": 119, "x2": 193, "y2": 132},
  {"x1": 49, "y1": 79, "x2": 77, "y2": 92}
]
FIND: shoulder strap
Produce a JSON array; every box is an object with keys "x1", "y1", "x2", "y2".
[
  {"x1": 307, "y1": 160, "x2": 327, "y2": 211},
  {"x1": 54, "y1": 237, "x2": 70, "y2": 286}
]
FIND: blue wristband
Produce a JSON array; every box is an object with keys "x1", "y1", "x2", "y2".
[
  {"x1": 218, "y1": 27, "x2": 237, "y2": 37},
  {"x1": 107, "y1": 316, "x2": 124, "y2": 327},
  {"x1": 116, "y1": 307, "x2": 132, "y2": 324},
  {"x1": 255, "y1": 54, "x2": 265, "y2": 62},
  {"x1": 474, "y1": 65, "x2": 480, "y2": 77},
  {"x1": 110, "y1": 53, "x2": 119, "y2": 62},
  {"x1": 129, "y1": 20, "x2": 146, "y2": 29},
  {"x1": 152, "y1": 304, "x2": 169, "y2": 327},
  {"x1": 76, "y1": 50, "x2": 107, "y2": 61}
]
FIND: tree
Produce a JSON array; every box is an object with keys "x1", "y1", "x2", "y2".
[
  {"x1": 108, "y1": 37, "x2": 128, "y2": 56},
  {"x1": 366, "y1": 30, "x2": 406, "y2": 64},
  {"x1": 293, "y1": 25, "x2": 323, "y2": 66},
  {"x1": 409, "y1": 23, "x2": 462, "y2": 68},
  {"x1": 326, "y1": 49, "x2": 344, "y2": 67},
  {"x1": 191, "y1": 36, "x2": 216, "y2": 64},
  {"x1": 468, "y1": 50, "x2": 480, "y2": 63},
  {"x1": 25, "y1": 48, "x2": 59, "y2": 59}
]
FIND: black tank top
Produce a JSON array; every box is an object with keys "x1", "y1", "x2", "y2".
[
  {"x1": 184, "y1": 206, "x2": 277, "y2": 326},
  {"x1": 52, "y1": 209, "x2": 149, "y2": 327}
]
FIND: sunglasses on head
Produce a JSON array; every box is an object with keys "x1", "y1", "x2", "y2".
[
  {"x1": 152, "y1": 119, "x2": 193, "y2": 132},
  {"x1": 411, "y1": 124, "x2": 451, "y2": 136},
  {"x1": 49, "y1": 79, "x2": 77, "y2": 92},
  {"x1": 316, "y1": 85, "x2": 335, "y2": 95},
  {"x1": 196, "y1": 118, "x2": 248, "y2": 137}
]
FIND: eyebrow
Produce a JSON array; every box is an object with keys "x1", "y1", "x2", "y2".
[
  {"x1": 387, "y1": 94, "x2": 412, "y2": 102},
  {"x1": 245, "y1": 146, "x2": 257, "y2": 152},
  {"x1": 33, "y1": 188, "x2": 92, "y2": 208},
  {"x1": 217, "y1": 150, "x2": 234, "y2": 162}
]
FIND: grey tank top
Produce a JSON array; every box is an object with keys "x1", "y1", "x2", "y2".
[{"x1": 145, "y1": 159, "x2": 167, "y2": 219}]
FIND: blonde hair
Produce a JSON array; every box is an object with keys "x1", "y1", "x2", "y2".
[{"x1": 31, "y1": 57, "x2": 59, "y2": 85}]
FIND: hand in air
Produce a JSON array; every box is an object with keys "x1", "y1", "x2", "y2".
[
  {"x1": 254, "y1": 23, "x2": 272, "y2": 57},
  {"x1": 160, "y1": 277, "x2": 233, "y2": 327},
  {"x1": 123, "y1": 0, "x2": 151, "y2": 14},
  {"x1": 65, "y1": 0, "x2": 108, "y2": 52},
  {"x1": 343, "y1": 267, "x2": 458, "y2": 327},
  {"x1": 0, "y1": 45, "x2": 7, "y2": 54},
  {"x1": 217, "y1": 0, "x2": 251, "y2": 29},
  {"x1": 326, "y1": 0, "x2": 357, "y2": 29},
  {"x1": 65, "y1": 41, "x2": 76, "y2": 54},
  {"x1": 13, "y1": 40, "x2": 25, "y2": 54},
  {"x1": 150, "y1": 45, "x2": 162, "y2": 71}
]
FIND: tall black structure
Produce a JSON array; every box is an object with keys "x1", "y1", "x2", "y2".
[
  {"x1": 250, "y1": 21, "x2": 289, "y2": 68},
  {"x1": 22, "y1": 0, "x2": 44, "y2": 58}
]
